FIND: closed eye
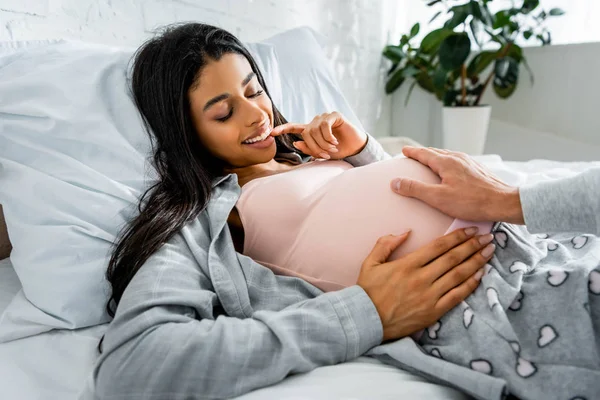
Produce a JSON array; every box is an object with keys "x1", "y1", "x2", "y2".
[{"x1": 215, "y1": 90, "x2": 265, "y2": 122}]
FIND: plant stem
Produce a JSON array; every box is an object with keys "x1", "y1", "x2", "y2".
[
  {"x1": 461, "y1": 64, "x2": 467, "y2": 106},
  {"x1": 475, "y1": 41, "x2": 514, "y2": 105}
]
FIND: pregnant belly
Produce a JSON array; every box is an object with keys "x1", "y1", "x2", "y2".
[{"x1": 286, "y1": 157, "x2": 493, "y2": 291}]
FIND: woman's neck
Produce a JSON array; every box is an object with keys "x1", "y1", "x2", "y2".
[{"x1": 226, "y1": 159, "x2": 293, "y2": 187}]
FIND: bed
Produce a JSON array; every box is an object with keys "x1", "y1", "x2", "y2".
[{"x1": 2, "y1": 26, "x2": 600, "y2": 400}]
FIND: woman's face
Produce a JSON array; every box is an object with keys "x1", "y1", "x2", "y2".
[{"x1": 188, "y1": 53, "x2": 276, "y2": 169}]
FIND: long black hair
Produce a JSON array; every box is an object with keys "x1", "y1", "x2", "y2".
[{"x1": 99, "y1": 23, "x2": 304, "y2": 352}]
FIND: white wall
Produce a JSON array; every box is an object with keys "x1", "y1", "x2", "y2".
[
  {"x1": 387, "y1": 41, "x2": 600, "y2": 162},
  {"x1": 0, "y1": 0, "x2": 401, "y2": 136}
]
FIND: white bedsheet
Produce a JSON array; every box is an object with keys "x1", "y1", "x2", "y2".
[{"x1": 1, "y1": 154, "x2": 600, "y2": 400}]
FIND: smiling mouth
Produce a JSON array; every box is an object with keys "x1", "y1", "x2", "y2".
[{"x1": 242, "y1": 124, "x2": 272, "y2": 144}]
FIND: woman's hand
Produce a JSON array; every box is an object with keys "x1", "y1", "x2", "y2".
[
  {"x1": 270, "y1": 111, "x2": 367, "y2": 159},
  {"x1": 356, "y1": 226, "x2": 495, "y2": 342},
  {"x1": 390, "y1": 147, "x2": 524, "y2": 224}
]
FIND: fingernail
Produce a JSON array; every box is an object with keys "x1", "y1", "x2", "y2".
[
  {"x1": 481, "y1": 243, "x2": 496, "y2": 258},
  {"x1": 319, "y1": 152, "x2": 330, "y2": 159},
  {"x1": 392, "y1": 178, "x2": 401, "y2": 192},
  {"x1": 329, "y1": 146, "x2": 339, "y2": 152},
  {"x1": 465, "y1": 227, "x2": 479, "y2": 236},
  {"x1": 394, "y1": 229, "x2": 411, "y2": 237},
  {"x1": 474, "y1": 268, "x2": 484, "y2": 281},
  {"x1": 333, "y1": 138, "x2": 339, "y2": 145},
  {"x1": 478, "y1": 233, "x2": 494, "y2": 245}
]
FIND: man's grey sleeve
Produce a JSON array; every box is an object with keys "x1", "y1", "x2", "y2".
[{"x1": 519, "y1": 167, "x2": 600, "y2": 235}]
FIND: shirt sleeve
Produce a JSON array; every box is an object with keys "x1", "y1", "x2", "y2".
[
  {"x1": 90, "y1": 232, "x2": 383, "y2": 399},
  {"x1": 343, "y1": 133, "x2": 392, "y2": 167},
  {"x1": 519, "y1": 166, "x2": 600, "y2": 235}
]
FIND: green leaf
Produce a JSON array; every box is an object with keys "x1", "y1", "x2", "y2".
[
  {"x1": 416, "y1": 71, "x2": 435, "y2": 93},
  {"x1": 405, "y1": 80, "x2": 418, "y2": 107},
  {"x1": 493, "y1": 10, "x2": 512, "y2": 30},
  {"x1": 402, "y1": 65, "x2": 421, "y2": 78},
  {"x1": 476, "y1": 2, "x2": 494, "y2": 26},
  {"x1": 549, "y1": 8, "x2": 565, "y2": 16},
  {"x1": 382, "y1": 45, "x2": 405, "y2": 63},
  {"x1": 521, "y1": 0, "x2": 540, "y2": 14},
  {"x1": 493, "y1": 56, "x2": 519, "y2": 98},
  {"x1": 385, "y1": 68, "x2": 406, "y2": 94},
  {"x1": 439, "y1": 33, "x2": 471, "y2": 71},
  {"x1": 495, "y1": 57, "x2": 519, "y2": 83},
  {"x1": 410, "y1": 23, "x2": 420, "y2": 38},
  {"x1": 521, "y1": 55, "x2": 534, "y2": 85},
  {"x1": 400, "y1": 35, "x2": 409, "y2": 46},
  {"x1": 493, "y1": 81, "x2": 517, "y2": 98},
  {"x1": 443, "y1": 89, "x2": 460, "y2": 107},
  {"x1": 483, "y1": 25, "x2": 506, "y2": 45},
  {"x1": 420, "y1": 28, "x2": 453, "y2": 54},
  {"x1": 387, "y1": 62, "x2": 399, "y2": 76},
  {"x1": 427, "y1": 0, "x2": 442, "y2": 6},
  {"x1": 432, "y1": 67, "x2": 448, "y2": 91},
  {"x1": 506, "y1": 44, "x2": 523, "y2": 62},
  {"x1": 429, "y1": 11, "x2": 442, "y2": 24},
  {"x1": 536, "y1": 10, "x2": 547, "y2": 21},
  {"x1": 470, "y1": 19, "x2": 483, "y2": 48},
  {"x1": 523, "y1": 30, "x2": 533, "y2": 40},
  {"x1": 466, "y1": 50, "x2": 497, "y2": 77},
  {"x1": 445, "y1": 4, "x2": 470, "y2": 29}
]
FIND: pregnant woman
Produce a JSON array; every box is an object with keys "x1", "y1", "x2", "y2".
[{"x1": 88, "y1": 23, "x2": 599, "y2": 400}]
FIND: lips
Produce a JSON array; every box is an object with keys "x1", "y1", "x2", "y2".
[{"x1": 243, "y1": 120, "x2": 270, "y2": 143}]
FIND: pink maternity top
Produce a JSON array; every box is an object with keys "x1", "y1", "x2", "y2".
[{"x1": 235, "y1": 157, "x2": 494, "y2": 293}]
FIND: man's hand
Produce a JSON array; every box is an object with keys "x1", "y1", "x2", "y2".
[{"x1": 390, "y1": 146, "x2": 525, "y2": 224}]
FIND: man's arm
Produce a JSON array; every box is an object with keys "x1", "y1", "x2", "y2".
[{"x1": 519, "y1": 167, "x2": 600, "y2": 235}]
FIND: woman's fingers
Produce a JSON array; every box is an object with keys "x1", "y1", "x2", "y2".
[
  {"x1": 270, "y1": 123, "x2": 306, "y2": 136},
  {"x1": 431, "y1": 242, "x2": 494, "y2": 296},
  {"x1": 400, "y1": 226, "x2": 479, "y2": 269},
  {"x1": 425, "y1": 233, "x2": 494, "y2": 283},
  {"x1": 301, "y1": 132, "x2": 329, "y2": 159},
  {"x1": 317, "y1": 122, "x2": 339, "y2": 151},
  {"x1": 434, "y1": 267, "x2": 486, "y2": 316},
  {"x1": 322, "y1": 115, "x2": 340, "y2": 145}
]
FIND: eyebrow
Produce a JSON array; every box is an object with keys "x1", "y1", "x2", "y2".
[{"x1": 203, "y1": 71, "x2": 256, "y2": 112}]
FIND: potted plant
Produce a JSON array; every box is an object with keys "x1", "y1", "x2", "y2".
[{"x1": 382, "y1": 0, "x2": 565, "y2": 155}]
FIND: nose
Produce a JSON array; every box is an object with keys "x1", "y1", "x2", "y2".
[{"x1": 243, "y1": 98, "x2": 268, "y2": 128}]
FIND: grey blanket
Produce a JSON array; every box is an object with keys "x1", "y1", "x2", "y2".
[{"x1": 414, "y1": 221, "x2": 600, "y2": 399}]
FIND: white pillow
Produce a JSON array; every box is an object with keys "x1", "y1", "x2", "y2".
[
  {"x1": 264, "y1": 27, "x2": 364, "y2": 131},
  {"x1": 0, "y1": 38, "x2": 283, "y2": 341},
  {"x1": 0, "y1": 26, "x2": 363, "y2": 341}
]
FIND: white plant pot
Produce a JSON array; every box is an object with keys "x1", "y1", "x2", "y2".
[{"x1": 442, "y1": 105, "x2": 491, "y2": 155}]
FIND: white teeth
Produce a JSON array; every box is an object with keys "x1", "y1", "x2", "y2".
[{"x1": 243, "y1": 128, "x2": 271, "y2": 144}]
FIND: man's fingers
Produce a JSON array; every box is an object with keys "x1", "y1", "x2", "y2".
[
  {"x1": 390, "y1": 177, "x2": 437, "y2": 201},
  {"x1": 402, "y1": 146, "x2": 446, "y2": 174}
]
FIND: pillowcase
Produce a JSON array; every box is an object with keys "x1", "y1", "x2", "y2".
[
  {"x1": 0, "y1": 26, "x2": 364, "y2": 341},
  {"x1": 264, "y1": 26, "x2": 364, "y2": 131},
  {"x1": 0, "y1": 39, "x2": 282, "y2": 341}
]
